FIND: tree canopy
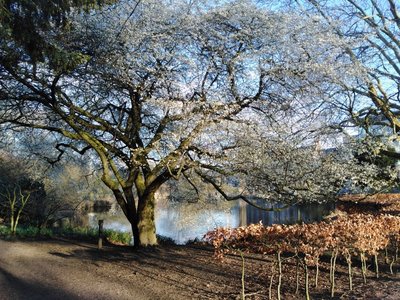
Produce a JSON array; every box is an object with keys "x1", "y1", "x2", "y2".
[
  {"x1": 0, "y1": 0, "x2": 116, "y2": 62},
  {"x1": 287, "y1": 0, "x2": 400, "y2": 159},
  {"x1": 1, "y1": 0, "x2": 397, "y2": 246}
]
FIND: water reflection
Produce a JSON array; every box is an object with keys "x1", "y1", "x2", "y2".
[
  {"x1": 88, "y1": 211, "x2": 131, "y2": 232},
  {"x1": 246, "y1": 202, "x2": 334, "y2": 226},
  {"x1": 156, "y1": 202, "x2": 240, "y2": 244}
]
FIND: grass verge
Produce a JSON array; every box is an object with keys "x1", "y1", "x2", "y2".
[{"x1": 0, "y1": 225, "x2": 132, "y2": 245}]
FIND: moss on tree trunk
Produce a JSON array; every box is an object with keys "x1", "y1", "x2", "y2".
[{"x1": 114, "y1": 186, "x2": 158, "y2": 247}]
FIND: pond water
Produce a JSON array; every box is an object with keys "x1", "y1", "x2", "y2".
[{"x1": 88, "y1": 200, "x2": 333, "y2": 245}]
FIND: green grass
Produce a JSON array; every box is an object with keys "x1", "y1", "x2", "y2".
[
  {"x1": 56, "y1": 226, "x2": 132, "y2": 245},
  {"x1": 0, "y1": 224, "x2": 131, "y2": 245},
  {"x1": 57, "y1": 226, "x2": 99, "y2": 239},
  {"x1": 104, "y1": 229, "x2": 132, "y2": 245},
  {"x1": 0, "y1": 225, "x2": 179, "y2": 246},
  {"x1": 0, "y1": 225, "x2": 53, "y2": 238}
]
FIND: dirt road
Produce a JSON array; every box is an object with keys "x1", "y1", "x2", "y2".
[
  {"x1": 0, "y1": 239, "x2": 188, "y2": 300},
  {"x1": 1, "y1": 238, "x2": 400, "y2": 300}
]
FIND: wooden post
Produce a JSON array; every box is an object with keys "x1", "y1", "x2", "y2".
[{"x1": 98, "y1": 219, "x2": 104, "y2": 249}]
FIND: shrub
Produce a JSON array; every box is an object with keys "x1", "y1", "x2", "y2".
[
  {"x1": 104, "y1": 230, "x2": 132, "y2": 245},
  {"x1": 0, "y1": 225, "x2": 53, "y2": 238},
  {"x1": 157, "y1": 234, "x2": 176, "y2": 245},
  {"x1": 0, "y1": 225, "x2": 10, "y2": 236},
  {"x1": 16, "y1": 226, "x2": 39, "y2": 237},
  {"x1": 58, "y1": 226, "x2": 98, "y2": 239}
]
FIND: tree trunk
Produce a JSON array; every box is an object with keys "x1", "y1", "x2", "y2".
[
  {"x1": 112, "y1": 187, "x2": 158, "y2": 247},
  {"x1": 137, "y1": 192, "x2": 157, "y2": 246},
  {"x1": 131, "y1": 221, "x2": 140, "y2": 247},
  {"x1": 126, "y1": 202, "x2": 139, "y2": 247}
]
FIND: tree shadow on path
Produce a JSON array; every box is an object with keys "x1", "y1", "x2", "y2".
[{"x1": 0, "y1": 266, "x2": 79, "y2": 300}]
